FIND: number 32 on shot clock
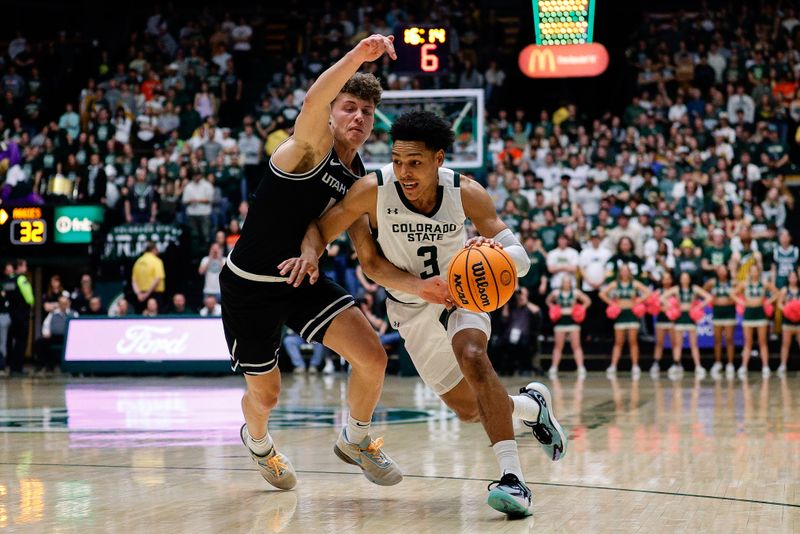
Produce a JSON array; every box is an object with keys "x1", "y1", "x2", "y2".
[
  {"x1": 396, "y1": 26, "x2": 448, "y2": 74},
  {"x1": 5, "y1": 207, "x2": 48, "y2": 245}
]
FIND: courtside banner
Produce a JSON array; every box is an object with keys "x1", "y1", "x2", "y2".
[
  {"x1": 518, "y1": 43, "x2": 609, "y2": 78},
  {"x1": 63, "y1": 317, "x2": 230, "y2": 373}
]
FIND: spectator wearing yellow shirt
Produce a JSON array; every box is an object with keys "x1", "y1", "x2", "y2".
[{"x1": 131, "y1": 242, "x2": 166, "y2": 313}]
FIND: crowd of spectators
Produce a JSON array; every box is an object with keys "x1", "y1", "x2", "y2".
[{"x1": 1, "y1": 2, "x2": 800, "y2": 376}]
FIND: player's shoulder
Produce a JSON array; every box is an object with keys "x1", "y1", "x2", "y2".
[{"x1": 349, "y1": 172, "x2": 380, "y2": 195}]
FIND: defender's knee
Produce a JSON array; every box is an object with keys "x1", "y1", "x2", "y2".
[{"x1": 245, "y1": 386, "x2": 279, "y2": 412}]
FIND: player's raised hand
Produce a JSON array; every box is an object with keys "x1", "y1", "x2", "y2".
[
  {"x1": 418, "y1": 276, "x2": 455, "y2": 307},
  {"x1": 464, "y1": 236, "x2": 503, "y2": 249},
  {"x1": 278, "y1": 254, "x2": 320, "y2": 287},
  {"x1": 356, "y1": 34, "x2": 397, "y2": 62}
]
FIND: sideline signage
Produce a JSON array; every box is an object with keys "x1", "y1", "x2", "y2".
[
  {"x1": 518, "y1": 43, "x2": 609, "y2": 78},
  {"x1": 63, "y1": 317, "x2": 230, "y2": 373}
]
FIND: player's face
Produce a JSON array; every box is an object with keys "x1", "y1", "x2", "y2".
[
  {"x1": 391, "y1": 141, "x2": 444, "y2": 203},
  {"x1": 330, "y1": 94, "x2": 375, "y2": 148}
]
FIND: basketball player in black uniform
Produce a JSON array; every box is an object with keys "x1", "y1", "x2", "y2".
[{"x1": 220, "y1": 35, "x2": 446, "y2": 489}]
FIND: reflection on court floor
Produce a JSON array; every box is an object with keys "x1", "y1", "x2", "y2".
[{"x1": 0, "y1": 374, "x2": 798, "y2": 532}]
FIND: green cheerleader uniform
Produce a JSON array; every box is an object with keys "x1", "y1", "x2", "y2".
[
  {"x1": 711, "y1": 280, "x2": 736, "y2": 327},
  {"x1": 674, "y1": 287, "x2": 697, "y2": 331},
  {"x1": 554, "y1": 290, "x2": 580, "y2": 333},
  {"x1": 613, "y1": 281, "x2": 639, "y2": 330},
  {"x1": 742, "y1": 281, "x2": 768, "y2": 327},
  {"x1": 654, "y1": 291, "x2": 673, "y2": 329}
]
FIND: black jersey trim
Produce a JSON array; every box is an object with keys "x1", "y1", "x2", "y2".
[
  {"x1": 375, "y1": 168, "x2": 383, "y2": 185},
  {"x1": 394, "y1": 181, "x2": 444, "y2": 218},
  {"x1": 268, "y1": 147, "x2": 332, "y2": 180},
  {"x1": 453, "y1": 171, "x2": 461, "y2": 187}
]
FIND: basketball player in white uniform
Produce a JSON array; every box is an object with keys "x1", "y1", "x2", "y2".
[{"x1": 280, "y1": 111, "x2": 567, "y2": 517}]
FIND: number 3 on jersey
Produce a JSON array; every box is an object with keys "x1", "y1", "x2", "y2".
[{"x1": 417, "y1": 246, "x2": 440, "y2": 279}]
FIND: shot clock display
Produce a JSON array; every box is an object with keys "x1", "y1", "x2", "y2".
[
  {"x1": 393, "y1": 26, "x2": 449, "y2": 74},
  {"x1": 4, "y1": 207, "x2": 48, "y2": 245}
]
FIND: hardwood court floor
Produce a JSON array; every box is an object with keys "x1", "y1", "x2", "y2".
[{"x1": 0, "y1": 371, "x2": 798, "y2": 533}]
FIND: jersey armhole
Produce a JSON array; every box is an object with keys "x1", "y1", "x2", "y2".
[
  {"x1": 453, "y1": 171, "x2": 461, "y2": 187},
  {"x1": 268, "y1": 146, "x2": 332, "y2": 181},
  {"x1": 376, "y1": 168, "x2": 383, "y2": 185}
]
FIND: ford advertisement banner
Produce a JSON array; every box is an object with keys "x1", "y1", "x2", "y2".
[{"x1": 63, "y1": 317, "x2": 231, "y2": 373}]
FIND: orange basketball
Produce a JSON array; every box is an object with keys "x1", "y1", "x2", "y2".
[{"x1": 448, "y1": 244, "x2": 517, "y2": 313}]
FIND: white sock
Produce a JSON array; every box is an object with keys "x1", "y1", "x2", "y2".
[
  {"x1": 492, "y1": 440, "x2": 524, "y2": 483},
  {"x1": 247, "y1": 428, "x2": 273, "y2": 456},
  {"x1": 345, "y1": 416, "x2": 371, "y2": 444},
  {"x1": 510, "y1": 394, "x2": 541, "y2": 422}
]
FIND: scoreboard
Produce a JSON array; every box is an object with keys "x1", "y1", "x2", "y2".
[
  {"x1": 0, "y1": 205, "x2": 104, "y2": 255},
  {"x1": 393, "y1": 26, "x2": 449, "y2": 74}
]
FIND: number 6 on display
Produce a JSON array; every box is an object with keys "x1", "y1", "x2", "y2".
[{"x1": 421, "y1": 44, "x2": 439, "y2": 72}]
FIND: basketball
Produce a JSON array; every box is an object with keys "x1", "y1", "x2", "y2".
[{"x1": 448, "y1": 244, "x2": 517, "y2": 313}]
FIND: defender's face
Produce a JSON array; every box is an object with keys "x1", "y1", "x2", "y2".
[
  {"x1": 391, "y1": 141, "x2": 444, "y2": 203},
  {"x1": 330, "y1": 94, "x2": 374, "y2": 148}
]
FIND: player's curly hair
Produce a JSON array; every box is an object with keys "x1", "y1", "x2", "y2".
[
  {"x1": 390, "y1": 110, "x2": 454, "y2": 153},
  {"x1": 338, "y1": 72, "x2": 382, "y2": 106}
]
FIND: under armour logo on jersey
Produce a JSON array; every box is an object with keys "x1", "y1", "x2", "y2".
[{"x1": 387, "y1": 208, "x2": 399, "y2": 214}]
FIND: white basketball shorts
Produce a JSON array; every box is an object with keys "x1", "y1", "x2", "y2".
[{"x1": 386, "y1": 299, "x2": 491, "y2": 395}]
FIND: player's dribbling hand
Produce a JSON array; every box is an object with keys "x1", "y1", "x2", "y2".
[
  {"x1": 356, "y1": 34, "x2": 397, "y2": 62},
  {"x1": 277, "y1": 254, "x2": 320, "y2": 287},
  {"x1": 418, "y1": 277, "x2": 456, "y2": 308},
  {"x1": 464, "y1": 236, "x2": 503, "y2": 249}
]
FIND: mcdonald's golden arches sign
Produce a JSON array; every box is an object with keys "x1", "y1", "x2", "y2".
[{"x1": 518, "y1": 43, "x2": 609, "y2": 78}]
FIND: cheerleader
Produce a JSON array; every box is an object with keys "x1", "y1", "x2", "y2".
[
  {"x1": 600, "y1": 264, "x2": 651, "y2": 379},
  {"x1": 663, "y1": 272, "x2": 713, "y2": 379},
  {"x1": 778, "y1": 269, "x2": 800, "y2": 376},
  {"x1": 733, "y1": 264, "x2": 778, "y2": 378},
  {"x1": 703, "y1": 265, "x2": 737, "y2": 378},
  {"x1": 650, "y1": 270, "x2": 676, "y2": 378},
  {"x1": 546, "y1": 277, "x2": 591, "y2": 378}
]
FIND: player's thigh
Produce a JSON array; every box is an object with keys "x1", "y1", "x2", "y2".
[
  {"x1": 387, "y1": 300, "x2": 463, "y2": 396},
  {"x1": 286, "y1": 275, "x2": 356, "y2": 345},
  {"x1": 220, "y1": 266, "x2": 287, "y2": 375}
]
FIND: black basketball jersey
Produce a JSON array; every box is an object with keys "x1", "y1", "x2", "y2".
[{"x1": 229, "y1": 146, "x2": 365, "y2": 278}]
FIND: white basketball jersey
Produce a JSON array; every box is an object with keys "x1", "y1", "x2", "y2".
[{"x1": 375, "y1": 163, "x2": 467, "y2": 305}]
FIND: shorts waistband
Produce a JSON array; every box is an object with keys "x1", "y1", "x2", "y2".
[{"x1": 226, "y1": 253, "x2": 289, "y2": 283}]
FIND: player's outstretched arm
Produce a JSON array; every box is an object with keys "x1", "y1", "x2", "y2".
[
  {"x1": 279, "y1": 176, "x2": 379, "y2": 286},
  {"x1": 461, "y1": 177, "x2": 531, "y2": 276},
  {"x1": 348, "y1": 217, "x2": 453, "y2": 306},
  {"x1": 271, "y1": 35, "x2": 396, "y2": 173}
]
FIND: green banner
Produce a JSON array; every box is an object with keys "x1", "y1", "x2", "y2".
[
  {"x1": 102, "y1": 223, "x2": 183, "y2": 261},
  {"x1": 54, "y1": 205, "x2": 105, "y2": 244}
]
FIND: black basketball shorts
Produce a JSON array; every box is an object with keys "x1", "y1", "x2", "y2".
[{"x1": 219, "y1": 265, "x2": 355, "y2": 374}]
